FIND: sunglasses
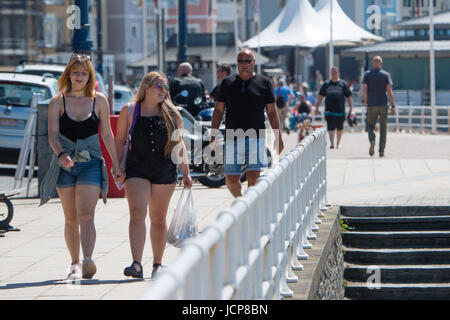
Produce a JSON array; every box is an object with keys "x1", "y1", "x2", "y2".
[
  {"x1": 153, "y1": 83, "x2": 169, "y2": 91},
  {"x1": 237, "y1": 59, "x2": 254, "y2": 64},
  {"x1": 71, "y1": 53, "x2": 91, "y2": 61}
]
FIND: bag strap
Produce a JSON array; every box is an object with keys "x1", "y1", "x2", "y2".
[{"x1": 127, "y1": 101, "x2": 140, "y2": 139}]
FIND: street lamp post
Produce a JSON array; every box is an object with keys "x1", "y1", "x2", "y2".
[
  {"x1": 72, "y1": 0, "x2": 93, "y2": 55},
  {"x1": 178, "y1": 0, "x2": 188, "y2": 63},
  {"x1": 429, "y1": 0, "x2": 437, "y2": 134},
  {"x1": 96, "y1": 0, "x2": 103, "y2": 75},
  {"x1": 329, "y1": 0, "x2": 334, "y2": 78}
]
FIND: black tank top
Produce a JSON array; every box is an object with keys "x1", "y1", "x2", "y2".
[
  {"x1": 298, "y1": 101, "x2": 310, "y2": 114},
  {"x1": 59, "y1": 93, "x2": 100, "y2": 142}
]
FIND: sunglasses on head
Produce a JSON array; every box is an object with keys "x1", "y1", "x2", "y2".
[
  {"x1": 237, "y1": 59, "x2": 254, "y2": 64},
  {"x1": 153, "y1": 83, "x2": 169, "y2": 91},
  {"x1": 71, "y1": 53, "x2": 91, "y2": 61}
]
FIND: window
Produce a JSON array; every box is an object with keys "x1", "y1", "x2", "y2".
[
  {"x1": 43, "y1": 14, "x2": 56, "y2": 48},
  {"x1": 0, "y1": 83, "x2": 51, "y2": 107},
  {"x1": 188, "y1": 24, "x2": 200, "y2": 33},
  {"x1": 381, "y1": 0, "x2": 393, "y2": 7},
  {"x1": 57, "y1": 17, "x2": 63, "y2": 47},
  {"x1": 131, "y1": 23, "x2": 138, "y2": 39}
]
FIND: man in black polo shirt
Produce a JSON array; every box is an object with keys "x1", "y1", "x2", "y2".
[
  {"x1": 210, "y1": 49, "x2": 284, "y2": 198},
  {"x1": 315, "y1": 67, "x2": 354, "y2": 149},
  {"x1": 363, "y1": 56, "x2": 396, "y2": 157}
]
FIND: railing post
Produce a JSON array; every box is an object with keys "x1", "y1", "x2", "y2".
[
  {"x1": 421, "y1": 106, "x2": 425, "y2": 134},
  {"x1": 448, "y1": 107, "x2": 450, "y2": 135},
  {"x1": 408, "y1": 106, "x2": 412, "y2": 133}
]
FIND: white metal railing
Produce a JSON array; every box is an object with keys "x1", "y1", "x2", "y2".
[
  {"x1": 310, "y1": 105, "x2": 450, "y2": 134},
  {"x1": 357, "y1": 105, "x2": 450, "y2": 133},
  {"x1": 140, "y1": 128, "x2": 328, "y2": 300}
]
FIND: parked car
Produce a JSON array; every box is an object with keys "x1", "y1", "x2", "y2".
[
  {"x1": 107, "y1": 84, "x2": 134, "y2": 114},
  {"x1": 15, "y1": 60, "x2": 107, "y2": 95},
  {"x1": 0, "y1": 72, "x2": 58, "y2": 163}
]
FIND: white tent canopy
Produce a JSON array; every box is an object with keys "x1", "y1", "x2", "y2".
[
  {"x1": 315, "y1": 0, "x2": 383, "y2": 45},
  {"x1": 243, "y1": 0, "x2": 329, "y2": 48},
  {"x1": 244, "y1": 0, "x2": 382, "y2": 49}
]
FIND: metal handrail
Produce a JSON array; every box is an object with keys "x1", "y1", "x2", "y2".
[{"x1": 140, "y1": 128, "x2": 328, "y2": 300}]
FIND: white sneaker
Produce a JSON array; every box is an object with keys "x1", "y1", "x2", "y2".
[{"x1": 67, "y1": 262, "x2": 82, "y2": 280}]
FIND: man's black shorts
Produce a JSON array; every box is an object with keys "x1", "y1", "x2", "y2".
[{"x1": 325, "y1": 115, "x2": 345, "y2": 131}]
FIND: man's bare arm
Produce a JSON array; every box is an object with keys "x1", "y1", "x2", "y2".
[
  {"x1": 386, "y1": 84, "x2": 396, "y2": 115},
  {"x1": 363, "y1": 84, "x2": 368, "y2": 107},
  {"x1": 266, "y1": 102, "x2": 284, "y2": 155},
  {"x1": 210, "y1": 101, "x2": 225, "y2": 144}
]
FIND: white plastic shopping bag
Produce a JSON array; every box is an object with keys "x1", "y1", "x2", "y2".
[{"x1": 166, "y1": 189, "x2": 198, "y2": 248}]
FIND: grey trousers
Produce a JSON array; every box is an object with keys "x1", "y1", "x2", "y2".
[{"x1": 367, "y1": 106, "x2": 388, "y2": 153}]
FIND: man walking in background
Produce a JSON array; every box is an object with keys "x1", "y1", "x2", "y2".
[
  {"x1": 363, "y1": 56, "x2": 396, "y2": 158},
  {"x1": 210, "y1": 63, "x2": 231, "y2": 101},
  {"x1": 315, "y1": 66, "x2": 354, "y2": 149}
]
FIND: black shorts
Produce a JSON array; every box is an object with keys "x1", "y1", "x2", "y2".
[
  {"x1": 125, "y1": 154, "x2": 178, "y2": 185},
  {"x1": 325, "y1": 115, "x2": 345, "y2": 131}
]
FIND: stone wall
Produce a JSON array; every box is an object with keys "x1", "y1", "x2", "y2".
[{"x1": 317, "y1": 221, "x2": 345, "y2": 300}]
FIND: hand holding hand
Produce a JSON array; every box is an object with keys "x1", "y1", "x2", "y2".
[{"x1": 112, "y1": 167, "x2": 125, "y2": 183}]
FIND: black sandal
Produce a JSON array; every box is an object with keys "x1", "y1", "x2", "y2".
[
  {"x1": 151, "y1": 263, "x2": 162, "y2": 279},
  {"x1": 124, "y1": 260, "x2": 143, "y2": 279}
]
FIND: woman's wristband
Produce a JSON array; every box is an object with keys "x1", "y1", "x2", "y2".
[{"x1": 57, "y1": 151, "x2": 65, "y2": 159}]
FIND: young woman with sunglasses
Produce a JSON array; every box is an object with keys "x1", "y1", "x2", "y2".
[
  {"x1": 41, "y1": 54, "x2": 124, "y2": 280},
  {"x1": 115, "y1": 72, "x2": 192, "y2": 279}
]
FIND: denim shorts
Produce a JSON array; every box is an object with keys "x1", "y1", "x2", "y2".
[
  {"x1": 56, "y1": 158, "x2": 102, "y2": 188},
  {"x1": 223, "y1": 138, "x2": 268, "y2": 175}
]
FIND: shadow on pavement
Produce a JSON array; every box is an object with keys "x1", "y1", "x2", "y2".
[{"x1": 0, "y1": 278, "x2": 146, "y2": 290}]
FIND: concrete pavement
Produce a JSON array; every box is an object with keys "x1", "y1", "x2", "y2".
[{"x1": 0, "y1": 129, "x2": 449, "y2": 299}]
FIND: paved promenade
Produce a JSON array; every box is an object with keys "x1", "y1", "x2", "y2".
[{"x1": 0, "y1": 130, "x2": 449, "y2": 299}]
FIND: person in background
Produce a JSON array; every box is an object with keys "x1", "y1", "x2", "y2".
[
  {"x1": 115, "y1": 72, "x2": 192, "y2": 279},
  {"x1": 301, "y1": 82, "x2": 317, "y2": 106},
  {"x1": 363, "y1": 56, "x2": 396, "y2": 158},
  {"x1": 41, "y1": 53, "x2": 124, "y2": 280},
  {"x1": 315, "y1": 66, "x2": 354, "y2": 149},
  {"x1": 169, "y1": 62, "x2": 207, "y2": 117},
  {"x1": 210, "y1": 63, "x2": 231, "y2": 101},
  {"x1": 294, "y1": 93, "x2": 313, "y2": 128},
  {"x1": 274, "y1": 80, "x2": 295, "y2": 134}
]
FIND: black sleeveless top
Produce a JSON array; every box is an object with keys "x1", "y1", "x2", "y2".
[{"x1": 59, "y1": 93, "x2": 100, "y2": 142}]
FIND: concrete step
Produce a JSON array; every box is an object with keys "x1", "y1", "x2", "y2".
[
  {"x1": 344, "y1": 264, "x2": 450, "y2": 283},
  {"x1": 345, "y1": 282, "x2": 450, "y2": 300},
  {"x1": 341, "y1": 216, "x2": 450, "y2": 231},
  {"x1": 344, "y1": 247, "x2": 450, "y2": 265},
  {"x1": 342, "y1": 231, "x2": 450, "y2": 249},
  {"x1": 340, "y1": 206, "x2": 450, "y2": 218}
]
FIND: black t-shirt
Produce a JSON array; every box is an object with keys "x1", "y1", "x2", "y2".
[
  {"x1": 217, "y1": 74, "x2": 275, "y2": 133},
  {"x1": 210, "y1": 83, "x2": 221, "y2": 101},
  {"x1": 362, "y1": 68, "x2": 393, "y2": 107},
  {"x1": 318, "y1": 80, "x2": 351, "y2": 114}
]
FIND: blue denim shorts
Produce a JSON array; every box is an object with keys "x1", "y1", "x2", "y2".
[
  {"x1": 56, "y1": 158, "x2": 102, "y2": 188},
  {"x1": 223, "y1": 138, "x2": 268, "y2": 175}
]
